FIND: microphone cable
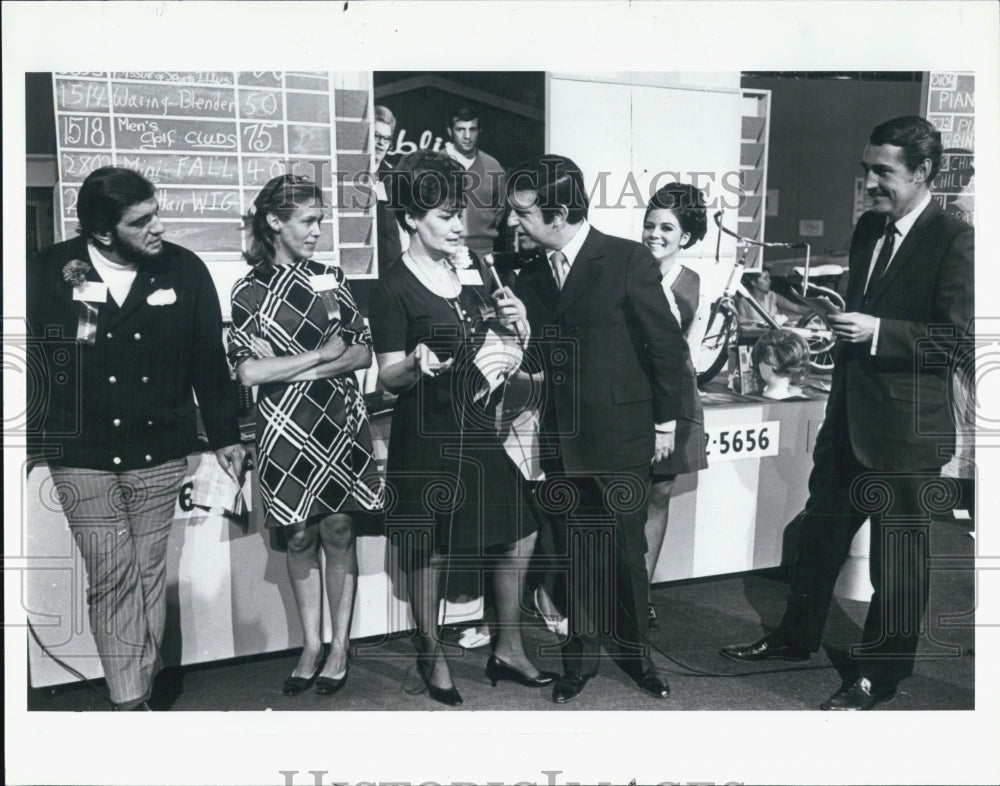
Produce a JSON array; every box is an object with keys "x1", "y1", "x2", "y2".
[
  {"x1": 26, "y1": 618, "x2": 116, "y2": 708},
  {"x1": 610, "y1": 572, "x2": 836, "y2": 679}
]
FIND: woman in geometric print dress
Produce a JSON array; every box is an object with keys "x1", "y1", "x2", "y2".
[{"x1": 229, "y1": 175, "x2": 384, "y2": 697}]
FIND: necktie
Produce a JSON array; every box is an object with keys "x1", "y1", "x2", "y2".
[
  {"x1": 868, "y1": 220, "x2": 898, "y2": 290},
  {"x1": 550, "y1": 250, "x2": 569, "y2": 290}
]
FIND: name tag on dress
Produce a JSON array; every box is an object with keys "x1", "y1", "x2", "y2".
[
  {"x1": 72, "y1": 282, "x2": 108, "y2": 302},
  {"x1": 457, "y1": 268, "x2": 484, "y2": 287},
  {"x1": 309, "y1": 273, "x2": 340, "y2": 292}
]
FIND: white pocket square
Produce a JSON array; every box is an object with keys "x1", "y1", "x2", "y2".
[{"x1": 146, "y1": 288, "x2": 177, "y2": 306}]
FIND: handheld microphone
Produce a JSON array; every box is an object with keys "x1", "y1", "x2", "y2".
[
  {"x1": 483, "y1": 255, "x2": 524, "y2": 343},
  {"x1": 482, "y1": 253, "x2": 507, "y2": 292}
]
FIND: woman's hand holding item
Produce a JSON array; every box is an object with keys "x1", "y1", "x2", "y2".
[{"x1": 413, "y1": 342, "x2": 453, "y2": 378}]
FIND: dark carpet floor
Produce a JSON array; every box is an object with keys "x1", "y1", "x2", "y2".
[{"x1": 28, "y1": 517, "x2": 975, "y2": 713}]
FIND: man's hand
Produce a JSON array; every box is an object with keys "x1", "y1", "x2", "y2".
[
  {"x1": 215, "y1": 443, "x2": 247, "y2": 482},
  {"x1": 653, "y1": 431, "x2": 675, "y2": 463},
  {"x1": 493, "y1": 286, "x2": 527, "y2": 329},
  {"x1": 827, "y1": 312, "x2": 877, "y2": 343}
]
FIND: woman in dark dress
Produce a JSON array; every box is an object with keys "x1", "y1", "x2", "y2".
[
  {"x1": 640, "y1": 183, "x2": 710, "y2": 627},
  {"x1": 229, "y1": 175, "x2": 384, "y2": 697},
  {"x1": 370, "y1": 151, "x2": 557, "y2": 705}
]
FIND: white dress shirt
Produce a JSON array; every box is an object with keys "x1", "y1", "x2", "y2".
[
  {"x1": 546, "y1": 219, "x2": 591, "y2": 276},
  {"x1": 867, "y1": 191, "x2": 931, "y2": 355}
]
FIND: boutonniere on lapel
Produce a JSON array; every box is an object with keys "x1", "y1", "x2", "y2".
[
  {"x1": 146, "y1": 287, "x2": 177, "y2": 306},
  {"x1": 63, "y1": 260, "x2": 101, "y2": 345},
  {"x1": 62, "y1": 259, "x2": 92, "y2": 289},
  {"x1": 448, "y1": 244, "x2": 474, "y2": 270},
  {"x1": 448, "y1": 245, "x2": 486, "y2": 288}
]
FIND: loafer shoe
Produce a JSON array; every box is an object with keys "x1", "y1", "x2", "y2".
[
  {"x1": 115, "y1": 700, "x2": 152, "y2": 711},
  {"x1": 820, "y1": 677, "x2": 896, "y2": 711},
  {"x1": 552, "y1": 672, "x2": 591, "y2": 704},
  {"x1": 720, "y1": 635, "x2": 809, "y2": 663},
  {"x1": 636, "y1": 669, "x2": 670, "y2": 699}
]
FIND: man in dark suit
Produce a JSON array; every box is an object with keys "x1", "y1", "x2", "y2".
[
  {"x1": 507, "y1": 155, "x2": 690, "y2": 703},
  {"x1": 27, "y1": 166, "x2": 244, "y2": 710},
  {"x1": 721, "y1": 116, "x2": 974, "y2": 710}
]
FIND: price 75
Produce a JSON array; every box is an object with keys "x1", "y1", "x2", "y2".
[{"x1": 704, "y1": 426, "x2": 770, "y2": 456}]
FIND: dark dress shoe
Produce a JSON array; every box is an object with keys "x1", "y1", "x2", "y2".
[
  {"x1": 282, "y1": 652, "x2": 326, "y2": 696},
  {"x1": 415, "y1": 656, "x2": 463, "y2": 706},
  {"x1": 425, "y1": 683, "x2": 463, "y2": 706},
  {"x1": 115, "y1": 700, "x2": 152, "y2": 711},
  {"x1": 719, "y1": 635, "x2": 809, "y2": 663},
  {"x1": 820, "y1": 677, "x2": 896, "y2": 711},
  {"x1": 486, "y1": 654, "x2": 559, "y2": 687},
  {"x1": 315, "y1": 668, "x2": 348, "y2": 696},
  {"x1": 636, "y1": 669, "x2": 670, "y2": 699},
  {"x1": 552, "y1": 672, "x2": 591, "y2": 704}
]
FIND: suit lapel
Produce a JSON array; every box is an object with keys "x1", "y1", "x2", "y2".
[
  {"x1": 864, "y1": 200, "x2": 940, "y2": 308},
  {"x1": 537, "y1": 260, "x2": 559, "y2": 308},
  {"x1": 554, "y1": 228, "x2": 605, "y2": 320},
  {"x1": 847, "y1": 225, "x2": 878, "y2": 310}
]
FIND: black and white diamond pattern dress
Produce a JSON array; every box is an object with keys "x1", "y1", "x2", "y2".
[{"x1": 229, "y1": 260, "x2": 384, "y2": 530}]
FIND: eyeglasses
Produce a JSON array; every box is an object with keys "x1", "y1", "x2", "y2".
[{"x1": 374, "y1": 134, "x2": 393, "y2": 144}]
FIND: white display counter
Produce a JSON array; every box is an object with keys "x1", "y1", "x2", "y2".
[{"x1": 26, "y1": 395, "x2": 829, "y2": 688}]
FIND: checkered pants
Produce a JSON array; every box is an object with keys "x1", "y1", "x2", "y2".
[{"x1": 49, "y1": 459, "x2": 186, "y2": 707}]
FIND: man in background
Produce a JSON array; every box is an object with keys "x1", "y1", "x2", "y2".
[
  {"x1": 444, "y1": 106, "x2": 506, "y2": 258},
  {"x1": 373, "y1": 104, "x2": 404, "y2": 273}
]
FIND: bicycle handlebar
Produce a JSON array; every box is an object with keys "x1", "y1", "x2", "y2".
[
  {"x1": 714, "y1": 210, "x2": 816, "y2": 297},
  {"x1": 713, "y1": 210, "x2": 809, "y2": 249}
]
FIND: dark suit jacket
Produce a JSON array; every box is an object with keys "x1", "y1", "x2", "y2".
[
  {"x1": 831, "y1": 199, "x2": 973, "y2": 470},
  {"x1": 26, "y1": 235, "x2": 240, "y2": 471},
  {"x1": 514, "y1": 226, "x2": 690, "y2": 474}
]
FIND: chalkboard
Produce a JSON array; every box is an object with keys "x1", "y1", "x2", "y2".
[
  {"x1": 53, "y1": 72, "x2": 378, "y2": 312},
  {"x1": 924, "y1": 71, "x2": 974, "y2": 226}
]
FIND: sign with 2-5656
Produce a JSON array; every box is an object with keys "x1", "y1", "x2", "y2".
[{"x1": 703, "y1": 421, "x2": 780, "y2": 461}]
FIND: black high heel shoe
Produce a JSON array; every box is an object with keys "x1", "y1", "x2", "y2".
[
  {"x1": 315, "y1": 666, "x2": 348, "y2": 696},
  {"x1": 282, "y1": 650, "x2": 326, "y2": 696},
  {"x1": 485, "y1": 654, "x2": 559, "y2": 688},
  {"x1": 426, "y1": 682, "x2": 463, "y2": 706},
  {"x1": 416, "y1": 654, "x2": 463, "y2": 706}
]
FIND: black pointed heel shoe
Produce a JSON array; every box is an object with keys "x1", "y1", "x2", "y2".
[
  {"x1": 426, "y1": 682, "x2": 463, "y2": 706},
  {"x1": 416, "y1": 654, "x2": 463, "y2": 706},
  {"x1": 485, "y1": 654, "x2": 559, "y2": 688},
  {"x1": 315, "y1": 666, "x2": 348, "y2": 696},
  {"x1": 282, "y1": 650, "x2": 326, "y2": 696}
]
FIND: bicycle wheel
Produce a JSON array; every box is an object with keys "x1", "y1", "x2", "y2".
[
  {"x1": 696, "y1": 302, "x2": 738, "y2": 385},
  {"x1": 795, "y1": 311, "x2": 837, "y2": 372}
]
